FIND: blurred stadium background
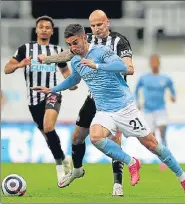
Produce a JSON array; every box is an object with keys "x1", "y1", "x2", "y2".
[{"x1": 1, "y1": 0, "x2": 185, "y2": 165}]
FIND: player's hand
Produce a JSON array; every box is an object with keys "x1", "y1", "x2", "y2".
[
  {"x1": 38, "y1": 55, "x2": 47, "y2": 64},
  {"x1": 69, "y1": 85, "x2": 78, "y2": 91},
  {"x1": 30, "y1": 86, "x2": 51, "y2": 94},
  {"x1": 18, "y1": 57, "x2": 32, "y2": 68},
  {"x1": 80, "y1": 59, "x2": 97, "y2": 69},
  {"x1": 170, "y1": 96, "x2": 176, "y2": 103}
]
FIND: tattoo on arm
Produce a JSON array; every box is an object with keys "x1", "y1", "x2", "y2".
[{"x1": 44, "y1": 49, "x2": 74, "y2": 63}]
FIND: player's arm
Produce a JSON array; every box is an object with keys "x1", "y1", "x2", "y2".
[
  {"x1": 117, "y1": 36, "x2": 134, "y2": 75},
  {"x1": 5, "y1": 45, "x2": 31, "y2": 74},
  {"x1": 167, "y1": 77, "x2": 176, "y2": 102},
  {"x1": 57, "y1": 62, "x2": 78, "y2": 90},
  {"x1": 57, "y1": 61, "x2": 71, "y2": 78},
  {"x1": 80, "y1": 47, "x2": 128, "y2": 73},
  {"x1": 38, "y1": 49, "x2": 74, "y2": 64},
  {"x1": 134, "y1": 76, "x2": 143, "y2": 109}
]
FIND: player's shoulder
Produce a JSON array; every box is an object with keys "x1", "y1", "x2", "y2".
[
  {"x1": 15, "y1": 42, "x2": 36, "y2": 52},
  {"x1": 71, "y1": 55, "x2": 81, "y2": 65},
  {"x1": 92, "y1": 44, "x2": 113, "y2": 53},
  {"x1": 110, "y1": 31, "x2": 130, "y2": 42},
  {"x1": 160, "y1": 73, "x2": 172, "y2": 80},
  {"x1": 140, "y1": 73, "x2": 151, "y2": 79},
  {"x1": 48, "y1": 43, "x2": 62, "y2": 49},
  {"x1": 17, "y1": 42, "x2": 33, "y2": 49}
]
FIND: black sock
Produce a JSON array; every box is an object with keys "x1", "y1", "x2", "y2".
[
  {"x1": 112, "y1": 159, "x2": 124, "y2": 185},
  {"x1": 45, "y1": 130, "x2": 65, "y2": 161},
  {"x1": 72, "y1": 143, "x2": 86, "y2": 168}
]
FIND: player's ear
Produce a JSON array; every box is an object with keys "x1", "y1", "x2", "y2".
[
  {"x1": 83, "y1": 34, "x2": 87, "y2": 40},
  {"x1": 51, "y1": 27, "x2": 54, "y2": 36},
  {"x1": 107, "y1": 19, "x2": 110, "y2": 28}
]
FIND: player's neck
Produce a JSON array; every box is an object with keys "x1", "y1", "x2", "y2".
[
  {"x1": 37, "y1": 38, "x2": 50, "y2": 45},
  {"x1": 80, "y1": 43, "x2": 90, "y2": 58},
  {"x1": 152, "y1": 71, "x2": 159, "y2": 75}
]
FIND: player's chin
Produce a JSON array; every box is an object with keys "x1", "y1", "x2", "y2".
[
  {"x1": 96, "y1": 33, "x2": 104, "y2": 38},
  {"x1": 74, "y1": 51, "x2": 81, "y2": 55},
  {"x1": 40, "y1": 37, "x2": 49, "y2": 41}
]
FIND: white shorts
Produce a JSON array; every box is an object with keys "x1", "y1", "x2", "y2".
[
  {"x1": 143, "y1": 109, "x2": 168, "y2": 132},
  {"x1": 91, "y1": 102, "x2": 151, "y2": 138}
]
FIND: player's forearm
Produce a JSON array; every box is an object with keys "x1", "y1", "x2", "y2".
[
  {"x1": 59, "y1": 66, "x2": 71, "y2": 78},
  {"x1": 97, "y1": 61, "x2": 128, "y2": 73},
  {"x1": 51, "y1": 75, "x2": 81, "y2": 93},
  {"x1": 4, "y1": 63, "x2": 20, "y2": 74},
  {"x1": 44, "y1": 50, "x2": 74, "y2": 64},
  {"x1": 122, "y1": 57, "x2": 134, "y2": 75},
  {"x1": 170, "y1": 87, "x2": 176, "y2": 99}
]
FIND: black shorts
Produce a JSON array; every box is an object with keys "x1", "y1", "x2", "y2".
[
  {"x1": 29, "y1": 93, "x2": 61, "y2": 130},
  {"x1": 76, "y1": 95, "x2": 96, "y2": 128}
]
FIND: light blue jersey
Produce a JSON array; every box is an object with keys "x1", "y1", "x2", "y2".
[
  {"x1": 52, "y1": 44, "x2": 134, "y2": 112},
  {"x1": 135, "y1": 73, "x2": 176, "y2": 113}
]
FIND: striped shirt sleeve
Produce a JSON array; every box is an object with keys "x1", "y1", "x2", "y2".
[
  {"x1": 13, "y1": 44, "x2": 26, "y2": 62},
  {"x1": 117, "y1": 35, "x2": 132, "y2": 58}
]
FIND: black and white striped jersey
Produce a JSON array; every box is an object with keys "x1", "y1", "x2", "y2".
[
  {"x1": 87, "y1": 31, "x2": 132, "y2": 84},
  {"x1": 13, "y1": 42, "x2": 67, "y2": 106},
  {"x1": 87, "y1": 32, "x2": 132, "y2": 59}
]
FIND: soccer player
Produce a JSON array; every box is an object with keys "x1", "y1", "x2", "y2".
[
  {"x1": 4, "y1": 16, "x2": 76, "y2": 186},
  {"x1": 38, "y1": 10, "x2": 134, "y2": 196},
  {"x1": 32, "y1": 24, "x2": 185, "y2": 193},
  {"x1": 135, "y1": 54, "x2": 176, "y2": 170}
]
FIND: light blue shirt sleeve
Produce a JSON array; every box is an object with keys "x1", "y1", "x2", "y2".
[
  {"x1": 167, "y1": 77, "x2": 176, "y2": 98},
  {"x1": 97, "y1": 47, "x2": 128, "y2": 73},
  {"x1": 51, "y1": 63, "x2": 81, "y2": 93},
  {"x1": 135, "y1": 76, "x2": 143, "y2": 104}
]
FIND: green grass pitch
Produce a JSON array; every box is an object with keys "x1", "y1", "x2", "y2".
[{"x1": 1, "y1": 163, "x2": 185, "y2": 203}]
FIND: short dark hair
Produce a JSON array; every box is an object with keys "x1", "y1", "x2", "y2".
[
  {"x1": 36, "y1": 15, "x2": 54, "y2": 28},
  {"x1": 64, "y1": 24, "x2": 85, "y2": 38}
]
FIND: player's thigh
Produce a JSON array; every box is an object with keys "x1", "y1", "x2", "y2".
[
  {"x1": 154, "y1": 109, "x2": 168, "y2": 128},
  {"x1": 28, "y1": 100, "x2": 45, "y2": 130},
  {"x1": 72, "y1": 125, "x2": 89, "y2": 144},
  {"x1": 90, "y1": 111, "x2": 117, "y2": 140},
  {"x1": 113, "y1": 102, "x2": 151, "y2": 138},
  {"x1": 143, "y1": 112, "x2": 155, "y2": 133},
  {"x1": 76, "y1": 95, "x2": 96, "y2": 129},
  {"x1": 44, "y1": 93, "x2": 62, "y2": 128}
]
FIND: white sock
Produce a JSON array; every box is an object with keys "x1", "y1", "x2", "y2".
[
  {"x1": 56, "y1": 164, "x2": 63, "y2": 171},
  {"x1": 128, "y1": 158, "x2": 136, "y2": 167},
  {"x1": 178, "y1": 172, "x2": 185, "y2": 182}
]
